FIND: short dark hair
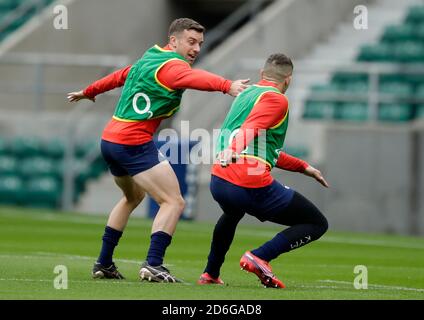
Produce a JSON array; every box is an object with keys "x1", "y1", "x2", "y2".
[
  {"x1": 263, "y1": 53, "x2": 293, "y2": 81},
  {"x1": 168, "y1": 18, "x2": 205, "y2": 38}
]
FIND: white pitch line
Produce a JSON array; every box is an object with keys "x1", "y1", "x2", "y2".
[
  {"x1": 0, "y1": 277, "x2": 193, "y2": 286},
  {"x1": 0, "y1": 252, "x2": 175, "y2": 268},
  {"x1": 291, "y1": 284, "x2": 342, "y2": 290},
  {"x1": 0, "y1": 278, "x2": 139, "y2": 285},
  {"x1": 3, "y1": 212, "x2": 424, "y2": 250},
  {"x1": 318, "y1": 280, "x2": 424, "y2": 293},
  {"x1": 0, "y1": 252, "x2": 140, "y2": 265},
  {"x1": 34, "y1": 252, "x2": 143, "y2": 265}
]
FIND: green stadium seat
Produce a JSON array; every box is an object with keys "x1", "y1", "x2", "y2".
[
  {"x1": 0, "y1": 12, "x2": 7, "y2": 24},
  {"x1": 0, "y1": 175, "x2": 23, "y2": 204},
  {"x1": 357, "y1": 43, "x2": 393, "y2": 62},
  {"x1": 417, "y1": 84, "x2": 424, "y2": 97},
  {"x1": 0, "y1": 155, "x2": 17, "y2": 176},
  {"x1": 310, "y1": 82, "x2": 342, "y2": 93},
  {"x1": 341, "y1": 81, "x2": 369, "y2": 93},
  {"x1": 9, "y1": 136, "x2": 42, "y2": 158},
  {"x1": 23, "y1": 177, "x2": 61, "y2": 208},
  {"x1": 89, "y1": 157, "x2": 108, "y2": 179},
  {"x1": 331, "y1": 71, "x2": 367, "y2": 84},
  {"x1": 416, "y1": 105, "x2": 424, "y2": 119},
  {"x1": 42, "y1": 138, "x2": 65, "y2": 159},
  {"x1": 17, "y1": 157, "x2": 55, "y2": 179},
  {"x1": 75, "y1": 140, "x2": 99, "y2": 158},
  {"x1": 381, "y1": 24, "x2": 416, "y2": 43},
  {"x1": 0, "y1": 0, "x2": 19, "y2": 10},
  {"x1": 0, "y1": 138, "x2": 9, "y2": 155},
  {"x1": 378, "y1": 73, "x2": 408, "y2": 84},
  {"x1": 405, "y1": 5, "x2": 424, "y2": 24},
  {"x1": 1, "y1": 0, "x2": 54, "y2": 42},
  {"x1": 416, "y1": 23, "x2": 424, "y2": 40},
  {"x1": 379, "y1": 103, "x2": 414, "y2": 122},
  {"x1": 393, "y1": 42, "x2": 424, "y2": 62},
  {"x1": 380, "y1": 82, "x2": 413, "y2": 97},
  {"x1": 337, "y1": 103, "x2": 368, "y2": 122},
  {"x1": 303, "y1": 101, "x2": 337, "y2": 120}
]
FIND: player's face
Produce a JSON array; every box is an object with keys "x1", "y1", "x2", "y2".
[{"x1": 171, "y1": 29, "x2": 204, "y2": 65}]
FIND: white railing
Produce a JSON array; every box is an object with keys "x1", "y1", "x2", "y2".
[
  {"x1": 218, "y1": 58, "x2": 424, "y2": 124},
  {"x1": 199, "y1": 0, "x2": 272, "y2": 58},
  {"x1": 0, "y1": 52, "x2": 128, "y2": 111}
]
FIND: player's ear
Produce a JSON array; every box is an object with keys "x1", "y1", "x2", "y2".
[
  {"x1": 169, "y1": 35, "x2": 178, "y2": 49},
  {"x1": 285, "y1": 75, "x2": 292, "y2": 86}
]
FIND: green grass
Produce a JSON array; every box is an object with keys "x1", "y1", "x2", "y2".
[{"x1": 0, "y1": 206, "x2": 423, "y2": 300}]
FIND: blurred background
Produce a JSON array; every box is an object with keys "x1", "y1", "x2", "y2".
[{"x1": 0, "y1": 0, "x2": 423, "y2": 235}]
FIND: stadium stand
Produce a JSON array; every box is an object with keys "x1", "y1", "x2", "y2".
[
  {"x1": 0, "y1": 0, "x2": 55, "y2": 41},
  {"x1": 303, "y1": 3, "x2": 424, "y2": 123},
  {"x1": 0, "y1": 0, "x2": 423, "y2": 234},
  {"x1": 0, "y1": 136, "x2": 107, "y2": 208},
  {"x1": 0, "y1": 0, "x2": 275, "y2": 213}
]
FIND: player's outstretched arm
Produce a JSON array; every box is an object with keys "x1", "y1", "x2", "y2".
[
  {"x1": 303, "y1": 165, "x2": 329, "y2": 188},
  {"x1": 67, "y1": 65, "x2": 132, "y2": 103},
  {"x1": 158, "y1": 60, "x2": 249, "y2": 96},
  {"x1": 67, "y1": 90, "x2": 95, "y2": 102}
]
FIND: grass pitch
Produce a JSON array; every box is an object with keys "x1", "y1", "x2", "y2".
[{"x1": 0, "y1": 207, "x2": 423, "y2": 300}]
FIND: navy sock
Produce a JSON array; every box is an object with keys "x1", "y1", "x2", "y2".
[
  {"x1": 251, "y1": 231, "x2": 291, "y2": 262},
  {"x1": 204, "y1": 213, "x2": 242, "y2": 279},
  {"x1": 147, "y1": 231, "x2": 172, "y2": 266},
  {"x1": 98, "y1": 226, "x2": 123, "y2": 267}
]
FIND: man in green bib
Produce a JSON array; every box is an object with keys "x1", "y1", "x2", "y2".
[
  {"x1": 68, "y1": 18, "x2": 249, "y2": 283},
  {"x1": 197, "y1": 53, "x2": 329, "y2": 288}
]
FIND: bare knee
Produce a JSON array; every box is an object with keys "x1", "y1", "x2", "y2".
[
  {"x1": 164, "y1": 195, "x2": 185, "y2": 215},
  {"x1": 174, "y1": 195, "x2": 186, "y2": 214}
]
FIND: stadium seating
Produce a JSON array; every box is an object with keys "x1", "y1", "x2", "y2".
[
  {"x1": 303, "y1": 101, "x2": 337, "y2": 120},
  {"x1": 337, "y1": 103, "x2": 368, "y2": 122},
  {"x1": 0, "y1": 175, "x2": 23, "y2": 205},
  {"x1": 0, "y1": 136, "x2": 108, "y2": 209},
  {"x1": 0, "y1": 0, "x2": 55, "y2": 41},
  {"x1": 404, "y1": 5, "x2": 424, "y2": 24},
  {"x1": 304, "y1": 4, "x2": 424, "y2": 123},
  {"x1": 24, "y1": 176, "x2": 61, "y2": 208},
  {"x1": 379, "y1": 103, "x2": 414, "y2": 122},
  {"x1": 0, "y1": 155, "x2": 17, "y2": 176}
]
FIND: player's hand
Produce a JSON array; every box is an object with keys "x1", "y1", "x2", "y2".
[
  {"x1": 217, "y1": 149, "x2": 239, "y2": 167},
  {"x1": 67, "y1": 90, "x2": 95, "y2": 102},
  {"x1": 303, "y1": 165, "x2": 329, "y2": 188},
  {"x1": 228, "y1": 79, "x2": 250, "y2": 97}
]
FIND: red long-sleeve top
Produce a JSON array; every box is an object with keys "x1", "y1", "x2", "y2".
[
  {"x1": 83, "y1": 45, "x2": 232, "y2": 145},
  {"x1": 212, "y1": 79, "x2": 309, "y2": 188}
]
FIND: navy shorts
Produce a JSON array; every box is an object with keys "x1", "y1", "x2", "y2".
[
  {"x1": 210, "y1": 175, "x2": 295, "y2": 222},
  {"x1": 100, "y1": 140, "x2": 166, "y2": 177}
]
